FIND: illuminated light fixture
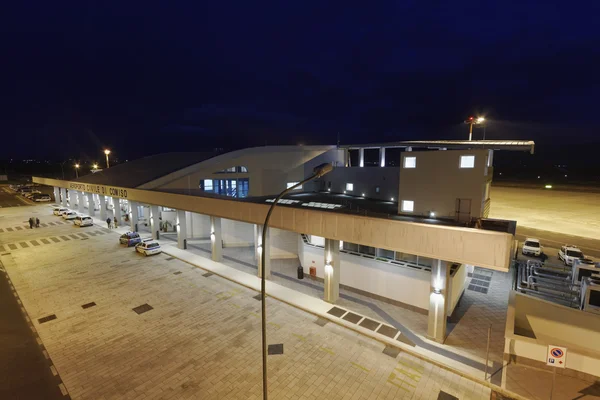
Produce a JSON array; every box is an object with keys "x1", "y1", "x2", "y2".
[
  {"x1": 429, "y1": 211, "x2": 436, "y2": 218},
  {"x1": 537, "y1": 176, "x2": 541, "y2": 179},
  {"x1": 104, "y1": 149, "x2": 111, "y2": 168},
  {"x1": 327, "y1": 188, "x2": 331, "y2": 192},
  {"x1": 257, "y1": 244, "x2": 262, "y2": 253},
  {"x1": 92, "y1": 163, "x2": 98, "y2": 169},
  {"x1": 210, "y1": 232, "x2": 215, "y2": 241},
  {"x1": 433, "y1": 288, "x2": 442, "y2": 294},
  {"x1": 343, "y1": 190, "x2": 346, "y2": 194},
  {"x1": 361, "y1": 193, "x2": 365, "y2": 197},
  {"x1": 324, "y1": 262, "x2": 333, "y2": 274},
  {"x1": 391, "y1": 197, "x2": 394, "y2": 201},
  {"x1": 564, "y1": 174, "x2": 567, "y2": 178},
  {"x1": 476, "y1": 117, "x2": 485, "y2": 123},
  {"x1": 545, "y1": 185, "x2": 553, "y2": 189}
]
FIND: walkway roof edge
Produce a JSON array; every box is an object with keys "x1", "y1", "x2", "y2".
[{"x1": 34, "y1": 177, "x2": 513, "y2": 271}]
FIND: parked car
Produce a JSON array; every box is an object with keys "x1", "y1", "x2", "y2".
[
  {"x1": 120, "y1": 232, "x2": 142, "y2": 247},
  {"x1": 62, "y1": 211, "x2": 78, "y2": 220},
  {"x1": 34, "y1": 194, "x2": 52, "y2": 202},
  {"x1": 24, "y1": 191, "x2": 41, "y2": 198},
  {"x1": 53, "y1": 207, "x2": 69, "y2": 215},
  {"x1": 558, "y1": 245, "x2": 585, "y2": 266},
  {"x1": 74, "y1": 216, "x2": 93, "y2": 227},
  {"x1": 135, "y1": 240, "x2": 162, "y2": 256},
  {"x1": 522, "y1": 238, "x2": 543, "y2": 257},
  {"x1": 60, "y1": 209, "x2": 71, "y2": 216}
]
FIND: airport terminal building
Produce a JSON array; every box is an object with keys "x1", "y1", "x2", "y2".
[{"x1": 35, "y1": 140, "x2": 536, "y2": 344}]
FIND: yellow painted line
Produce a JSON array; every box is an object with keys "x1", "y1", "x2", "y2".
[
  {"x1": 319, "y1": 347, "x2": 335, "y2": 355},
  {"x1": 267, "y1": 322, "x2": 281, "y2": 329},
  {"x1": 387, "y1": 372, "x2": 416, "y2": 391},
  {"x1": 250, "y1": 312, "x2": 260, "y2": 318},
  {"x1": 229, "y1": 303, "x2": 240, "y2": 308},
  {"x1": 292, "y1": 333, "x2": 307, "y2": 342},
  {"x1": 350, "y1": 362, "x2": 370, "y2": 372},
  {"x1": 398, "y1": 360, "x2": 424, "y2": 374},
  {"x1": 393, "y1": 366, "x2": 421, "y2": 382}
]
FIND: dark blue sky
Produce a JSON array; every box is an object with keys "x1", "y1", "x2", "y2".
[{"x1": 2, "y1": 1, "x2": 599, "y2": 160}]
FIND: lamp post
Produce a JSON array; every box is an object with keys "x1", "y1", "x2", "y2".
[
  {"x1": 104, "y1": 149, "x2": 111, "y2": 168},
  {"x1": 74, "y1": 163, "x2": 80, "y2": 178},
  {"x1": 259, "y1": 163, "x2": 333, "y2": 400},
  {"x1": 464, "y1": 116, "x2": 485, "y2": 141},
  {"x1": 92, "y1": 163, "x2": 99, "y2": 171}
]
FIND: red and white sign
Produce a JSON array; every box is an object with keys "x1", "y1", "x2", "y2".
[{"x1": 546, "y1": 345, "x2": 567, "y2": 368}]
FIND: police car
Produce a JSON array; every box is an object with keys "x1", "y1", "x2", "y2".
[
  {"x1": 74, "y1": 216, "x2": 93, "y2": 227},
  {"x1": 62, "y1": 211, "x2": 78, "y2": 220},
  {"x1": 135, "y1": 240, "x2": 162, "y2": 256},
  {"x1": 120, "y1": 232, "x2": 142, "y2": 247},
  {"x1": 558, "y1": 245, "x2": 585, "y2": 266},
  {"x1": 53, "y1": 207, "x2": 69, "y2": 216}
]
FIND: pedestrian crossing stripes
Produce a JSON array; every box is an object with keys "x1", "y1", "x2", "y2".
[
  {"x1": 0, "y1": 220, "x2": 71, "y2": 233},
  {"x1": 0, "y1": 230, "x2": 108, "y2": 253}
]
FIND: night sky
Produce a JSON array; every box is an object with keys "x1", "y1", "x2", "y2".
[{"x1": 2, "y1": 1, "x2": 599, "y2": 160}]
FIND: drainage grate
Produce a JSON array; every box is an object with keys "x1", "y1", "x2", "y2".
[
  {"x1": 473, "y1": 274, "x2": 492, "y2": 281},
  {"x1": 78, "y1": 233, "x2": 88, "y2": 238},
  {"x1": 132, "y1": 303, "x2": 154, "y2": 315},
  {"x1": 382, "y1": 345, "x2": 401, "y2": 358},
  {"x1": 81, "y1": 302, "x2": 97, "y2": 309},
  {"x1": 377, "y1": 325, "x2": 399, "y2": 339},
  {"x1": 15, "y1": 226, "x2": 23, "y2": 231},
  {"x1": 327, "y1": 307, "x2": 347, "y2": 318},
  {"x1": 1, "y1": 252, "x2": 11, "y2": 256},
  {"x1": 467, "y1": 285, "x2": 489, "y2": 294},
  {"x1": 359, "y1": 318, "x2": 381, "y2": 331},
  {"x1": 342, "y1": 312, "x2": 363, "y2": 324},
  {"x1": 268, "y1": 343, "x2": 284, "y2": 355},
  {"x1": 173, "y1": 271, "x2": 182, "y2": 275},
  {"x1": 314, "y1": 317, "x2": 329, "y2": 327},
  {"x1": 38, "y1": 314, "x2": 57, "y2": 324},
  {"x1": 202, "y1": 272, "x2": 214, "y2": 277},
  {"x1": 81, "y1": 238, "x2": 89, "y2": 241},
  {"x1": 69, "y1": 234, "x2": 79, "y2": 239},
  {"x1": 8, "y1": 244, "x2": 17, "y2": 250}
]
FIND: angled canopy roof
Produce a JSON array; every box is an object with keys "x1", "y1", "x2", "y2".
[{"x1": 74, "y1": 152, "x2": 215, "y2": 188}]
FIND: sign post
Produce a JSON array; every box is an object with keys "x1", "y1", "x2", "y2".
[{"x1": 546, "y1": 345, "x2": 567, "y2": 400}]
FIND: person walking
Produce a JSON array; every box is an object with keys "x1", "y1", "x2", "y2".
[
  {"x1": 106, "y1": 217, "x2": 112, "y2": 229},
  {"x1": 28, "y1": 217, "x2": 34, "y2": 229},
  {"x1": 35, "y1": 218, "x2": 40, "y2": 228},
  {"x1": 113, "y1": 216, "x2": 118, "y2": 229}
]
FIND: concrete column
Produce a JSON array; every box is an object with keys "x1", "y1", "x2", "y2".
[
  {"x1": 53, "y1": 187, "x2": 60, "y2": 204},
  {"x1": 77, "y1": 192, "x2": 85, "y2": 213},
  {"x1": 112, "y1": 197, "x2": 122, "y2": 226},
  {"x1": 427, "y1": 259, "x2": 450, "y2": 343},
  {"x1": 256, "y1": 225, "x2": 271, "y2": 279},
  {"x1": 99, "y1": 195, "x2": 107, "y2": 221},
  {"x1": 359, "y1": 148, "x2": 365, "y2": 167},
  {"x1": 86, "y1": 193, "x2": 95, "y2": 216},
  {"x1": 129, "y1": 201, "x2": 139, "y2": 232},
  {"x1": 176, "y1": 210, "x2": 187, "y2": 249},
  {"x1": 324, "y1": 238, "x2": 341, "y2": 303},
  {"x1": 150, "y1": 205, "x2": 160, "y2": 240},
  {"x1": 210, "y1": 216, "x2": 223, "y2": 262},
  {"x1": 379, "y1": 147, "x2": 386, "y2": 167},
  {"x1": 60, "y1": 188, "x2": 67, "y2": 207}
]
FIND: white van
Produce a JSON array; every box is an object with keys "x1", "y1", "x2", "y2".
[{"x1": 74, "y1": 216, "x2": 93, "y2": 227}]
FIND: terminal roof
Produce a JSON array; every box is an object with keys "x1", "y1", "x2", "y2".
[
  {"x1": 340, "y1": 140, "x2": 535, "y2": 154},
  {"x1": 75, "y1": 152, "x2": 214, "y2": 188}
]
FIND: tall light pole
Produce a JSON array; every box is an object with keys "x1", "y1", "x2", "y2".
[
  {"x1": 104, "y1": 149, "x2": 111, "y2": 168},
  {"x1": 464, "y1": 116, "x2": 485, "y2": 141},
  {"x1": 74, "y1": 163, "x2": 80, "y2": 178},
  {"x1": 259, "y1": 163, "x2": 333, "y2": 400}
]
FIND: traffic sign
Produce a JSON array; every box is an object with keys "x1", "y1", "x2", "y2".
[{"x1": 546, "y1": 345, "x2": 567, "y2": 368}]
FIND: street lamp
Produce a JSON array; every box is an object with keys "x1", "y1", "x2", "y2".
[
  {"x1": 259, "y1": 162, "x2": 333, "y2": 400},
  {"x1": 464, "y1": 116, "x2": 485, "y2": 141},
  {"x1": 104, "y1": 149, "x2": 111, "y2": 168},
  {"x1": 74, "y1": 163, "x2": 80, "y2": 178},
  {"x1": 92, "y1": 163, "x2": 99, "y2": 170}
]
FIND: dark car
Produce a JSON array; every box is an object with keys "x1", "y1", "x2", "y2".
[{"x1": 119, "y1": 232, "x2": 142, "y2": 247}]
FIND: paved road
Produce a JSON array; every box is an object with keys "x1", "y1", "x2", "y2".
[
  {"x1": 0, "y1": 263, "x2": 65, "y2": 400},
  {"x1": 0, "y1": 187, "x2": 33, "y2": 208}
]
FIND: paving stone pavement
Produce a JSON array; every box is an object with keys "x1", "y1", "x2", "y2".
[{"x1": 0, "y1": 206, "x2": 493, "y2": 399}]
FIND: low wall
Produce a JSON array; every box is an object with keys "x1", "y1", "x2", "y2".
[
  {"x1": 504, "y1": 291, "x2": 600, "y2": 379},
  {"x1": 299, "y1": 240, "x2": 431, "y2": 311}
]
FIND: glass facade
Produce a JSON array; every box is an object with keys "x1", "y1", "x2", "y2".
[{"x1": 200, "y1": 178, "x2": 249, "y2": 198}]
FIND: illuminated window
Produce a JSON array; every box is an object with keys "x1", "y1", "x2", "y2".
[
  {"x1": 403, "y1": 156, "x2": 416, "y2": 168},
  {"x1": 204, "y1": 179, "x2": 213, "y2": 191},
  {"x1": 287, "y1": 182, "x2": 302, "y2": 190},
  {"x1": 346, "y1": 183, "x2": 354, "y2": 191},
  {"x1": 460, "y1": 155, "x2": 475, "y2": 168},
  {"x1": 401, "y1": 200, "x2": 414, "y2": 212}
]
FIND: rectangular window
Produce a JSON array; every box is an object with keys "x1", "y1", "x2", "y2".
[
  {"x1": 346, "y1": 183, "x2": 354, "y2": 191},
  {"x1": 460, "y1": 155, "x2": 475, "y2": 168},
  {"x1": 375, "y1": 186, "x2": 380, "y2": 193},
  {"x1": 287, "y1": 182, "x2": 301, "y2": 190},
  {"x1": 403, "y1": 156, "x2": 416, "y2": 168},
  {"x1": 401, "y1": 200, "x2": 414, "y2": 212},
  {"x1": 204, "y1": 179, "x2": 213, "y2": 191}
]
